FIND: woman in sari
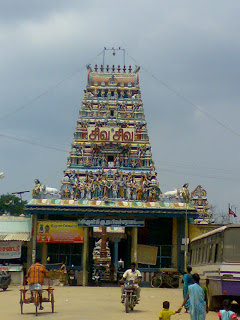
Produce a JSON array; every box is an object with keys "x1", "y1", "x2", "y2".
[
  {"x1": 182, "y1": 266, "x2": 194, "y2": 312},
  {"x1": 178, "y1": 273, "x2": 208, "y2": 320}
]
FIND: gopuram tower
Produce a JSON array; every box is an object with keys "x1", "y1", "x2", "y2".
[{"x1": 59, "y1": 64, "x2": 161, "y2": 202}]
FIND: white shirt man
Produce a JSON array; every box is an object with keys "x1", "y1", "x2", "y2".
[
  {"x1": 121, "y1": 262, "x2": 142, "y2": 301},
  {"x1": 123, "y1": 268, "x2": 142, "y2": 282}
]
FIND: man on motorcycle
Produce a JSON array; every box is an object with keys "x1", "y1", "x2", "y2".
[{"x1": 120, "y1": 262, "x2": 142, "y2": 302}]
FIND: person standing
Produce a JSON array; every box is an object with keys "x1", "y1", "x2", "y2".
[
  {"x1": 26, "y1": 257, "x2": 49, "y2": 310},
  {"x1": 178, "y1": 273, "x2": 208, "y2": 320},
  {"x1": 59, "y1": 261, "x2": 67, "y2": 285},
  {"x1": 182, "y1": 266, "x2": 194, "y2": 312}
]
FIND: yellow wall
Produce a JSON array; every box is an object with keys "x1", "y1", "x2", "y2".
[{"x1": 189, "y1": 224, "x2": 221, "y2": 241}]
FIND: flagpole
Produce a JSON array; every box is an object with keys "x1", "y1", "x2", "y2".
[{"x1": 228, "y1": 203, "x2": 231, "y2": 224}]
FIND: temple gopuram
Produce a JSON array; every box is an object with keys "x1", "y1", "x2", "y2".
[
  {"x1": 26, "y1": 63, "x2": 198, "y2": 285},
  {"x1": 59, "y1": 64, "x2": 159, "y2": 202}
]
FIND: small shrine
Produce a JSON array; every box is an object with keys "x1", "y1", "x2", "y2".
[{"x1": 191, "y1": 185, "x2": 212, "y2": 220}]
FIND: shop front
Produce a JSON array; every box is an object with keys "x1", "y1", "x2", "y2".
[
  {"x1": 0, "y1": 216, "x2": 31, "y2": 285},
  {"x1": 36, "y1": 220, "x2": 85, "y2": 285}
]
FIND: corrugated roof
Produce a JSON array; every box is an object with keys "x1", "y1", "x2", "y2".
[
  {"x1": 0, "y1": 232, "x2": 30, "y2": 241},
  {"x1": 0, "y1": 234, "x2": 7, "y2": 240}
]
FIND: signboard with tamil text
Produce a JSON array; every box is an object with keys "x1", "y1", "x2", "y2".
[
  {"x1": 0, "y1": 241, "x2": 22, "y2": 259},
  {"x1": 87, "y1": 126, "x2": 135, "y2": 142},
  {"x1": 78, "y1": 218, "x2": 144, "y2": 228},
  {"x1": 37, "y1": 221, "x2": 84, "y2": 243},
  {"x1": 0, "y1": 264, "x2": 22, "y2": 272}
]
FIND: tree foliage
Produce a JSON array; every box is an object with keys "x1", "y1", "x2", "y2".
[{"x1": 0, "y1": 194, "x2": 27, "y2": 216}]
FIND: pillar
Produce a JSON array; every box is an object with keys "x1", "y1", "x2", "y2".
[
  {"x1": 114, "y1": 240, "x2": 119, "y2": 268},
  {"x1": 41, "y1": 213, "x2": 48, "y2": 265},
  {"x1": 42, "y1": 243, "x2": 47, "y2": 265},
  {"x1": 32, "y1": 214, "x2": 37, "y2": 264},
  {"x1": 172, "y1": 218, "x2": 178, "y2": 268},
  {"x1": 27, "y1": 240, "x2": 32, "y2": 270},
  {"x1": 82, "y1": 227, "x2": 89, "y2": 286},
  {"x1": 131, "y1": 227, "x2": 138, "y2": 263}
]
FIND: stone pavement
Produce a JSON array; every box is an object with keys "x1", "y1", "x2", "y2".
[{"x1": 1, "y1": 285, "x2": 221, "y2": 319}]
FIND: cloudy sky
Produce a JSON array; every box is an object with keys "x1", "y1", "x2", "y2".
[{"x1": 0, "y1": 1, "x2": 239, "y2": 219}]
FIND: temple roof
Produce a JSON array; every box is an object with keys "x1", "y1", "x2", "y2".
[{"x1": 26, "y1": 198, "x2": 197, "y2": 218}]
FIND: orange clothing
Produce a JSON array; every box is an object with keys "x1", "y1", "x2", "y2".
[{"x1": 27, "y1": 262, "x2": 48, "y2": 285}]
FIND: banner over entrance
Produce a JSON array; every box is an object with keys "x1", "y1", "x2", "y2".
[
  {"x1": 78, "y1": 218, "x2": 144, "y2": 227},
  {"x1": 37, "y1": 221, "x2": 84, "y2": 243}
]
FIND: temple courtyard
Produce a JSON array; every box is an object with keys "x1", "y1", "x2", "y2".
[{"x1": 1, "y1": 285, "x2": 229, "y2": 319}]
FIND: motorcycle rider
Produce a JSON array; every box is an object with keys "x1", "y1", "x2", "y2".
[{"x1": 120, "y1": 262, "x2": 142, "y2": 302}]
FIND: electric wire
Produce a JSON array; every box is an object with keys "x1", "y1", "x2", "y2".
[
  {"x1": 0, "y1": 133, "x2": 68, "y2": 153},
  {"x1": 0, "y1": 50, "x2": 103, "y2": 122},
  {"x1": 1, "y1": 132, "x2": 239, "y2": 183},
  {"x1": 125, "y1": 51, "x2": 240, "y2": 138},
  {"x1": 156, "y1": 166, "x2": 240, "y2": 182},
  {"x1": 155, "y1": 159, "x2": 240, "y2": 175}
]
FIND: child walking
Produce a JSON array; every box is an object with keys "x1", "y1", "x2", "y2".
[
  {"x1": 159, "y1": 301, "x2": 180, "y2": 320},
  {"x1": 218, "y1": 299, "x2": 237, "y2": 319}
]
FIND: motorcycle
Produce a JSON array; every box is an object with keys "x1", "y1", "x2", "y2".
[
  {"x1": 67, "y1": 268, "x2": 77, "y2": 286},
  {"x1": 121, "y1": 280, "x2": 138, "y2": 313},
  {"x1": 0, "y1": 270, "x2": 11, "y2": 291}
]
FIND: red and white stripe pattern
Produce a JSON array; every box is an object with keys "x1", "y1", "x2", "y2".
[{"x1": 141, "y1": 271, "x2": 155, "y2": 283}]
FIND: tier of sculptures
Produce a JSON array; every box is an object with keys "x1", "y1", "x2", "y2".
[{"x1": 60, "y1": 170, "x2": 160, "y2": 201}]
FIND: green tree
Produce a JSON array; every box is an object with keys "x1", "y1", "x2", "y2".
[{"x1": 0, "y1": 194, "x2": 27, "y2": 216}]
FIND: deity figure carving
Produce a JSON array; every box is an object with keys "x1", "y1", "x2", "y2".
[
  {"x1": 182, "y1": 183, "x2": 190, "y2": 203},
  {"x1": 32, "y1": 179, "x2": 41, "y2": 198},
  {"x1": 85, "y1": 157, "x2": 92, "y2": 167},
  {"x1": 137, "y1": 184, "x2": 143, "y2": 201},
  {"x1": 63, "y1": 185, "x2": 71, "y2": 198},
  {"x1": 102, "y1": 179, "x2": 109, "y2": 199},
  {"x1": 85, "y1": 184, "x2": 90, "y2": 200},
  {"x1": 115, "y1": 155, "x2": 120, "y2": 167},
  {"x1": 112, "y1": 182, "x2": 118, "y2": 198},
  {"x1": 126, "y1": 182, "x2": 131, "y2": 200}
]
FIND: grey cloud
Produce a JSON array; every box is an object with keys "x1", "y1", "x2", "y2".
[{"x1": 0, "y1": 0, "x2": 240, "y2": 216}]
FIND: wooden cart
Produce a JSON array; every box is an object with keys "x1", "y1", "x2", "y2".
[{"x1": 19, "y1": 280, "x2": 54, "y2": 316}]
